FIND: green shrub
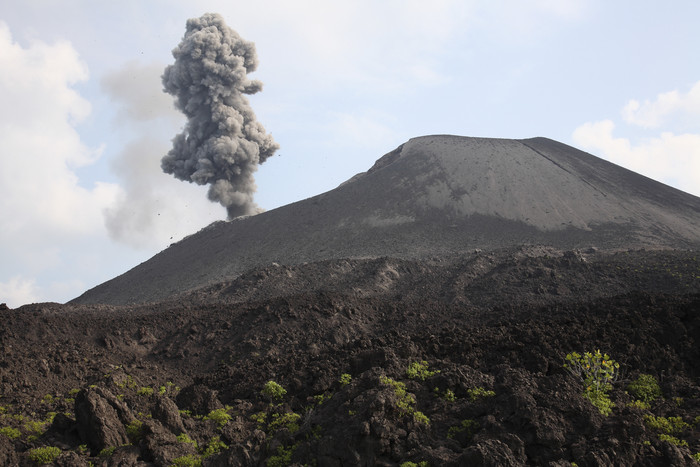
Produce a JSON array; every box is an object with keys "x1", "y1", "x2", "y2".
[
  {"x1": 339, "y1": 374, "x2": 352, "y2": 386},
  {"x1": 126, "y1": 419, "x2": 144, "y2": 442},
  {"x1": 99, "y1": 446, "x2": 115, "y2": 458},
  {"x1": 266, "y1": 444, "x2": 296, "y2": 467},
  {"x1": 201, "y1": 435, "x2": 228, "y2": 458},
  {"x1": 406, "y1": 361, "x2": 439, "y2": 381},
  {"x1": 171, "y1": 454, "x2": 202, "y2": 467},
  {"x1": 658, "y1": 434, "x2": 688, "y2": 447},
  {"x1": 137, "y1": 386, "x2": 154, "y2": 397},
  {"x1": 643, "y1": 415, "x2": 690, "y2": 435},
  {"x1": 691, "y1": 452, "x2": 700, "y2": 462},
  {"x1": 627, "y1": 374, "x2": 662, "y2": 404},
  {"x1": 564, "y1": 350, "x2": 619, "y2": 416},
  {"x1": 261, "y1": 381, "x2": 287, "y2": 401},
  {"x1": 380, "y1": 376, "x2": 429, "y2": 425},
  {"x1": 176, "y1": 433, "x2": 198, "y2": 448},
  {"x1": 268, "y1": 412, "x2": 301, "y2": 433},
  {"x1": 447, "y1": 419, "x2": 479, "y2": 440},
  {"x1": 400, "y1": 462, "x2": 429, "y2": 467},
  {"x1": 465, "y1": 387, "x2": 495, "y2": 402},
  {"x1": 627, "y1": 400, "x2": 650, "y2": 410},
  {"x1": 0, "y1": 426, "x2": 21, "y2": 439},
  {"x1": 442, "y1": 389, "x2": 456, "y2": 402},
  {"x1": 28, "y1": 446, "x2": 61, "y2": 465},
  {"x1": 203, "y1": 407, "x2": 232, "y2": 429}
]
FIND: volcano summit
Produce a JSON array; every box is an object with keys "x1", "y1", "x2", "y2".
[{"x1": 73, "y1": 135, "x2": 700, "y2": 306}]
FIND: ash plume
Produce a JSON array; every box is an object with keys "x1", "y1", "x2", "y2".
[{"x1": 161, "y1": 13, "x2": 279, "y2": 219}]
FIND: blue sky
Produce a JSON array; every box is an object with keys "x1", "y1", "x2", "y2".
[{"x1": 1, "y1": 0, "x2": 699, "y2": 307}]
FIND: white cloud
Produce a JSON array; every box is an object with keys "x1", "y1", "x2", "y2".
[
  {"x1": 0, "y1": 22, "x2": 125, "y2": 305},
  {"x1": 622, "y1": 80, "x2": 700, "y2": 129},
  {"x1": 573, "y1": 120, "x2": 700, "y2": 197},
  {"x1": 0, "y1": 276, "x2": 39, "y2": 308},
  {"x1": 0, "y1": 22, "x2": 120, "y2": 237}
]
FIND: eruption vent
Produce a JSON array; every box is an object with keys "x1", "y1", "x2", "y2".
[{"x1": 161, "y1": 13, "x2": 279, "y2": 218}]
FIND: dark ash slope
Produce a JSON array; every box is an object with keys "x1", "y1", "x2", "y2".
[{"x1": 72, "y1": 135, "x2": 700, "y2": 306}]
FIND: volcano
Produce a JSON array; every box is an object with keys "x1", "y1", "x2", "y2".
[
  {"x1": 73, "y1": 135, "x2": 700, "y2": 306},
  {"x1": 3, "y1": 135, "x2": 700, "y2": 466}
]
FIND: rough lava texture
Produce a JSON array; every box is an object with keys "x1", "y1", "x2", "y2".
[{"x1": 1, "y1": 135, "x2": 700, "y2": 466}]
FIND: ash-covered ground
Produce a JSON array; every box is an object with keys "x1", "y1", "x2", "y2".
[{"x1": 1, "y1": 247, "x2": 699, "y2": 466}]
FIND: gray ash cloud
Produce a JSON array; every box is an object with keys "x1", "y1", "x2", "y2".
[{"x1": 162, "y1": 13, "x2": 279, "y2": 218}]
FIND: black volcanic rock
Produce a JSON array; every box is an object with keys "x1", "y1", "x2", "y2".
[{"x1": 72, "y1": 135, "x2": 700, "y2": 306}]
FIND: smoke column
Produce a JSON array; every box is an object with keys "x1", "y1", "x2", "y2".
[{"x1": 162, "y1": 13, "x2": 279, "y2": 219}]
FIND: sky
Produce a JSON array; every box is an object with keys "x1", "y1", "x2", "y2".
[{"x1": 1, "y1": 0, "x2": 699, "y2": 308}]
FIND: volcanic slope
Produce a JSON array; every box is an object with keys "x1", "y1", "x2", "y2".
[{"x1": 72, "y1": 135, "x2": 700, "y2": 305}]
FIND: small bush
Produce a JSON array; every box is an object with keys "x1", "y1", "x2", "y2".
[
  {"x1": 627, "y1": 400, "x2": 650, "y2": 410},
  {"x1": 627, "y1": 374, "x2": 662, "y2": 404},
  {"x1": 268, "y1": 412, "x2": 301, "y2": 433},
  {"x1": 658, "y1": 433, "x2": 688, "y2": 447},
  {"x1": 406, "y1": 361, "x2": 439, "y2": 381},
  {"x1": 201, "y1": 435, "x2": 228, "y2": 458},
  {"x1": 564, "y1": 350, "x2": 618, "y2": 416},
  {"x1": 177, "y1": 433, "x2": 198, "y2": 448},
  {"x1": 266, "y1": 444, "x2": 296, "y2": 467},
  {"x1": 447, "y1": 419, "x2": 479, "y2": 440},
  {"x1": 261, "y1": 381, "x2": 287, "y2": 401},
  {"x1": 171, "y1": 454, "x2": 202, "y2": 467},
  {"x1": 339, "y1": 373, "x2": 352, "y2": 386},
  {"x1": 99, "y1": 446, "x2": 115, "y2": 458},
  {"x1": 465, "y1": 387, "x2": 495, "y2": 402},
  {"x1": 126, "y1": 419, "x2": 144, "y2": 443},
  {"x1": 380, "y1": 376, "x2": 430, "y2": 425},
  {"x1": 27, "y1": 446, "x2": 61, "y2": 465},
  {"x1": 137, "y1": 386, "x2": 154, "y2": 397},
  {"x1": 0, "y1": 426, "x2": 21, "y2": 439},
  {"x1": 644, "y1": 415, "x2": 690, "y2": 435},
  {"x1": 203, "y1": 407, "x2": 232, "y2": 429}
]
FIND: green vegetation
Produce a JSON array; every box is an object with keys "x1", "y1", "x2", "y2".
[
  {"x1": 406, "y1": 361, "x2": 439, "y2": 381},
  {"x1": 643, "y1": 415, "x2": 689, "y2": 435},
  {"x1": 126, "y1": 419, "x2": 144, "y2": 443},
  {"x1": 627, "y1": 400, "x2": 650, "y2": 410},
  {"x1": 564, "y1": 350, "x2": 619, "y2": 416},
  {"x1": 339, "y1": 373, "x2": 352, "y2": 386},
  {"x1": 658, "y1": 434, "x2": 688, "y2": 447},
  {"x1": 268, "y1": 412, "x2": 301, "y2": 433},
  {"x1": 261, "y1": 381, "x2": 287, "y2": 401},
  {"x1": 447, "y1": 419, "x2": 479, "y2": 440},
  {"x1": 0, "y1": 426, "x2": 21, "y2": 439},
  {"x1": 27, "y1": 446, "x2": 61, "y2": 465},
  {"x1": 266, "y1": 444, "x2": 296, "y2": 467},
  {"x1": 627, "y1": 374, "x2": 662, "y2": 404},
  {"x1": 380, "y1": 376, "x2": 429, "y2": 426},
  {"x1": 137, "y1": 386, "x2": 154, "y2": 397},
  {"x1": 201, "y1": 435, "x2": 228, "y2": 458},
  {"x1": 465, "y1": 387, "x2": 495, "y2": 402},
  {"x1": 99, "y1": 446, "x2": 116, "y2": 458},
  {"x1": 171, "y1": 454, "x2": 202, "y2": 467},
  {"x1": 176, "y1": 433, "x2": 198, "y2": 448},
  {"x1": 400, "y1": 462, "x2": 429, "y2": 467},
  {"x1": 203, "y1": 407, "x2": 232, "y2": 429}
]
